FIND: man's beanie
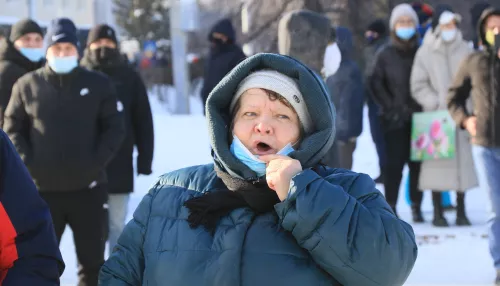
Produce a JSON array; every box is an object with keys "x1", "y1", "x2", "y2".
[
  {"x1": 9, "y1": 19, "x2": 43, "y2": 42},
  {"x1": 229, "y1": 70, "x2": 314, "y2": 134},
  {"x1": 367, "y1": 19, "x2": 387, "y2": 36},
  {"x1": 390, "y1": 3, "x2": 420, "y2": 30},
  {"x1": 46, "y1": 18, "x2": 79, "y2": 48},
  {"x1": 86, "y1": 24, "x2": 118, "y2": 46}
]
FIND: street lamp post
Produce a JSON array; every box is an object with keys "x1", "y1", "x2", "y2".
[{"x1": 169, "y1": 0, "x2": 198, "y2": 114}]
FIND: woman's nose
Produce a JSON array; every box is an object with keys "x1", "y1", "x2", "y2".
[{"x1": 255, "y1": 121, "x2": 273, "y2": 135}]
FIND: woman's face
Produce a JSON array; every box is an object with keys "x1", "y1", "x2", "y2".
[
  {"x1": 232, "y1": 88, "x2": 301, "y2": 155},
  {"x1": 394, "y1": 16, "x2": 416, "y2": 29}
]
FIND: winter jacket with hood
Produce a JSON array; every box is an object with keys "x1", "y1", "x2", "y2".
[
  {"x1": 325, "y1": 27, "x2": 364, "y2": 142},
  {"x1": 80, "y1": 47, "x2": 154, "y2": 194},
  {"x1": 448, "y1": 8, "x2": 500, "y2": 148},
  {"x1": 411, "y1": 27, "x2": 477, "y2": 191},
  {"x1": 3, "y1": 65, "x2": 125, "y2": 192},
  {"x1": 100, "y1": 53, "x2": 418, "y2": 286},
  {"x1": 370, "y1": 33, "x2": 421, "y2": 131},
  {"x1": 200, "y1": 18, "x2": 246, "y2": 111},
  {"x1": 0, "y1": 129, "x2": 64, "y2": 285},
  {"x1": 0, "y1": 39, "x2": 44, "y2": 128}
]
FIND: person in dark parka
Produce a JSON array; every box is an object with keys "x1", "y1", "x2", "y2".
[
  {"x1": 200, "y1": 18, "x2": 246, "y2": 114},
  {"x1": 325, "y1": 26, "x2": 364, "y2": 170},
  {"x1": 364, "y1": 19, "x2": 388, "y2": 183},
  {"x1": 4, "y1": 18, "x2": 124, "y2": 286},
  {"x1": 100, "y1": 53, "x2": 418, "y2": 286},
  {"x1": 80, "y1": 24, "x2": 154, "y2": 255},
  {"x1": 0, "y1": 19, "x2": 44, "y2": 128},
  {"x1": 0, "y1": 129, "x2": 64, "y2": 285},
  {"x1": 369, "y1": 4, "x2": 423, "y2": 220}
]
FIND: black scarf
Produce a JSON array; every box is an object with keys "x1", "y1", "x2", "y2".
[{"x1": 183, "y1": 166, "x2": 280, "y2": 235}]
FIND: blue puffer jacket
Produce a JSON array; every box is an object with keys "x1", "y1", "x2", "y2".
[{"x1": 100, "y1": 53, "x2": 418, "y2": 286}]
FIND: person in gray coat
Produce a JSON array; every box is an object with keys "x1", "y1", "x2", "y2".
[{"x1": 411, "y1": 10, "x2": 476, "y2": 227}]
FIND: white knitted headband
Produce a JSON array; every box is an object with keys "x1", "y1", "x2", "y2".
[{"x1": 229, "y1": 70, "x2": 314, "y2": 134}]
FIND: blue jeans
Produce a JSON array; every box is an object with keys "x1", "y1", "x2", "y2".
[
  {"x1": 472, "y1": 145, "x2": 500, "y2": 268},
  {"x1": 108, "y1": 193, "x2": 130, "y2": 255}
]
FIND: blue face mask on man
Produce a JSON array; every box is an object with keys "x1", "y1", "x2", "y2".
[
  {"x1": 47, "y1": 55, "x2": 78, "y2": 74},
  {"x1": 230, "y1": 135, "x2": 295, "y2": 177},
  {"x1": 395, "y1": 27, "x2": 416, "y2": 40},
  {"x1": 19, "y1": 48, "x2": 44, "y2": 62}
]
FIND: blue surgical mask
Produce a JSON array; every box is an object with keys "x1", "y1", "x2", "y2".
[
  {"x1": 230, "y1": 135, "x2": 295, "y2": 177},
  {"x1": 19, "y1": 48, "x2": 44, "y2": 62},
  {"x1": 47, "y1": 55, "x2": 78, "y2": 74},
  {"x1": 395, "y1": 27, "x2": 416, "y2": 40},
  {"x1": 441, "y1": 29, "x2": 457, "y2": 42}
]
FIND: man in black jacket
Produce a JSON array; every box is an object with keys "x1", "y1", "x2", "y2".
[
  {"x1": 80, "y1": 24, "x2": 154, "y2": 254},
  {"x1": 447, "y1": 8, "x2": 500, "y2": 284},
  {"x1": 4, "y1": 18, "x2": 124, "y2": 286},
  {"x1": 200, "y1": 18, "x2": 246, "y2": 114},
  {"x1": 0, "y1": 19, "x2": 44, "y2": 128}
]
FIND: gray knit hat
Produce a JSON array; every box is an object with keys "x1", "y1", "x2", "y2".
[
  {"x1": 390, "y1": 3, "x2": 419, "y2": 30},
  {"x1": 229, "y1": 70, "x2": 314, "y2": 134}
]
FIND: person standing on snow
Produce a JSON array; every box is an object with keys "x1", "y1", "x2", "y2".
[
  {"x1": 80, "y1": 24, "x2": 154, "y2": 255},
  {"x1": 411, "y1": 9, "x2": 476, "y2": 227},
  {"x1": 325, "y1": 26, "x2": 364, "y2": 170},
  {"x1": 3, "y1": 18, "x2": 124, "y2": 286},
  {"x1": 369, "y1": 4, "x2": 423, "y2": 219},
  {"x1": 364, "y1": 19, "x2": 388, "y2": 183},
  {"x1": 100, "y1": 52, "x2": 417, "y2": 286},
  {"x1": 470, "y1": 1, "x2": 491, "y2": 50},
  {"x1": 0, "y1": 19, "x2": 45, "y2": 128},
  {"x1": 0, "y1": 129, "x2": 64, "y2": 285},
  {"x1": 447, "y1": 7, "x2": 500, "y2": 284},
  {"x1": 200, "y1": 18, "x2": 246, "y2": 115}
]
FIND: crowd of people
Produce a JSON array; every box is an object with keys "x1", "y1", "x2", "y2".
[{"x1": 0, "y1": 0, "x2": 500, "y2": 285}]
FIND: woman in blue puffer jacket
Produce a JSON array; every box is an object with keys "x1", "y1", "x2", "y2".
[{"x1": 99, "y1": 53, "x2": 418, "y2": 286}]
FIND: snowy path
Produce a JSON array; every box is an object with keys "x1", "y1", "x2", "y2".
[{"x1": 59, "y1": 96, "x2": 495, "y2": 285}]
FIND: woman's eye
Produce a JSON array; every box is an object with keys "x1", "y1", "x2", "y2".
[
  {"x1": 244, "y1": 112, "x2": 256, "y2": 117},
  {"x1": 278, "y1": 114, "x2": 290, "y2": 120}
]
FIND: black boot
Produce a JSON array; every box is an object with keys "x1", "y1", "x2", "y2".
[
  {"x1": 374, "y1": 169, "x2": 384, "y2": 184},
  {"x1": 432, "y1": 192, "x2": 449, "y2": 227},
  {"x1": 496, "y1": 269, "x2": 500, "y2": 285},
  {"x1": 456, "y1": 192, "x2": 471, "y2": 226},
  {"x1": 411, "y1": 204, "x2": 424, "y2": 223}
]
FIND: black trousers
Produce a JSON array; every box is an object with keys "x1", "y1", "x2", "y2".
[
  {"x1": 41, "y1": 186, "x2": 108, "y2": 286},
  {"x1": 383, "y1": 124, "x2": 423, "y2": 208}
]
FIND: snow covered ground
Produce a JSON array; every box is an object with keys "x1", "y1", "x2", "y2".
[{"x1": 59, "y1": 90, "x2": 495, "y2": 285}]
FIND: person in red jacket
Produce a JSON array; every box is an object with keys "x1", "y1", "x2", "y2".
[{"x1": 0, "y1": 129, "x2": 64, "y2": 285}]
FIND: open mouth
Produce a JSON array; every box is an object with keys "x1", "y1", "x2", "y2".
[{"x1": 254, "y1": 141, "x2": 276, "y2": 155}]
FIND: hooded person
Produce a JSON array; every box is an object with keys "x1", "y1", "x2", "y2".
[
  {"x1": 411, "y1": 9, "x2": 476, "y2": 227},
  {"x1": 447, "y1": 7, "x2": 500, "y2": 284},
  {"x1": 369, "y1": 3, "x2": 423, "y2": 219},
  {"x1": 0, "y1": 19, "x2": 44, "y2": 128},
  {"x1": 200, "y1": 18, "x2": 246, "y2": 115},
  {"x1": 3, "y1": 17, "x2": 124, "y2": 286},
  {"x1": 470, "y1": 1, "x2": 491, "y2": 50},
  {"x1": 324, "y1": 27, "x2": 364, "y2": 170},
  {"x1": 100, "y1": 53, "x2": 418, "y2": 286},
  {"x1": 80, "y1": 24, "x2": 154, "y2": 255}
]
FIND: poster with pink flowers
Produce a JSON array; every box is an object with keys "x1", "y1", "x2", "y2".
[{"x1": 410, "y1": 110, "x2": 456, "y2": 161}]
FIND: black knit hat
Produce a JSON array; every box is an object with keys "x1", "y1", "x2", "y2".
[
  {"x1": 9, "y1": 19, "x2": 43, "y2": 42},
  {"x1": 46, "y1": 18, "x2": 79, "y2": 48},
  {"x1": 86, "y1": 24, "x2": 118, "y2": 47},
  {"x1": 367, "y1": 19, "x2": 387, "y2": 36}
]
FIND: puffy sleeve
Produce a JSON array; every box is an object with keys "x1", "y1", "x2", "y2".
[
  {"x1": 410, "y1": 47, "x2": 439, "y2": 111},
  {"x1": 99, "y1": 183, "x2": 161, "y2": 285},
  {"x1": 274, "y1": 169, "x2": 418, "y2": 286}
]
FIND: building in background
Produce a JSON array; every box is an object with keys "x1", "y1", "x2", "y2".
[{"x1": 0, "y1": 0, "x2": 118, "y2": 48}]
